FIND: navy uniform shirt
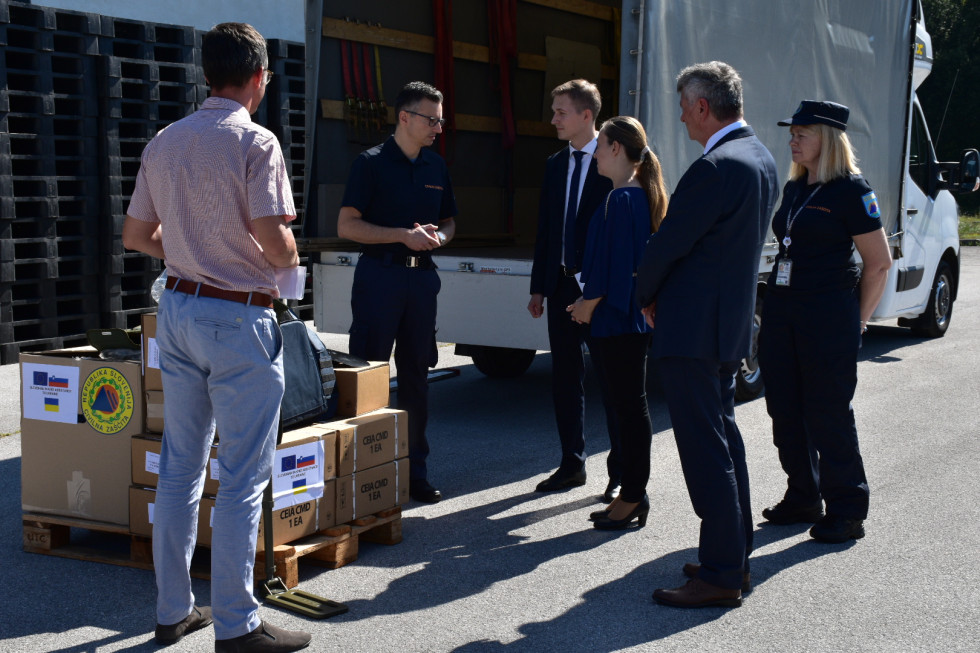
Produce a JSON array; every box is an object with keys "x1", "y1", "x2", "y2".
[
  {"x1": 768, "y1": 173, "x2": 883, "y2": 293},
  {"x1": 581, "y1": 187, "x2": 654, "y2": 338},
  {"x1": 341, "y1": 136, "x2": 458, "y2": 256}
]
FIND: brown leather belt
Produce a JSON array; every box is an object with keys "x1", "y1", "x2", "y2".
[{"x1": 165, "y1": 276, "x2": 274, "y2": 308}]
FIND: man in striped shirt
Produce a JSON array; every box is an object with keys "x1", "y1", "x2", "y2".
[{"x1": 123, "y1": 23, "x2": 310, "y2": 653}]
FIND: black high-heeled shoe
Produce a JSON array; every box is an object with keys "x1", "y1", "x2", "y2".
[
  {"x1": 593, "y1": 495, "x2": 649, "y2": 530},
  {"x1": 588, "y1": 508, "x2": 610, "y2": 522}
]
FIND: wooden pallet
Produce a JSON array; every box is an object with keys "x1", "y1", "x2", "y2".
[
  {"x1": 22, "y1": 506, "x2": 403, "y2": 589},
  {"x1": 22, "y1": 512, "x2": 210, "y2": 578},
  {"x1": 256, "y1": 506, "x2": 402, "y2": 588}
]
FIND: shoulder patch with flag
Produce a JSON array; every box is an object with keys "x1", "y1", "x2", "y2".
[{"x1": 861, "y1": 191, "x2": 881, "y2": 219}]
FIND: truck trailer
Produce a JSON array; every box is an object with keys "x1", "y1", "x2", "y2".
[{"x1": 302, "y1": 0, "x2": 978, "y2": 398}]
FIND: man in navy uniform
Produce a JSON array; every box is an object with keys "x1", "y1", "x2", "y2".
[
  {"x1": 338, "y1": 81, "x2": 456, "y2": 504},
  {"x1": 528, "y1": 79, "x2": 621, "y2": 501},
  {"x1": 637, "y1": 61, "x2": 778, "y2": 608}
]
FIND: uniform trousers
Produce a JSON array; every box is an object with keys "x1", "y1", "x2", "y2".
[
  {"x1": 658, "y1": 357, "x2": 752, "y2": 591},
  {"x1": 349, "y1": 254, "x2": 440, "y2": 482},
  {"x1": 758, "y1": 287, "x2": 869, "y2": 519},
  {"x1": 591, "y1": 332, "x2": 652, "y2": 502},
  {"x1": 546, "y1": 274, "x2": 621, "y2": 479},
  {"x1": 153, "y1": 289, "x2": 283, "y2": 639}
]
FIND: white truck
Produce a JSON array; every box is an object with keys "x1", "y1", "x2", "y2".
[{"x1": 304, "y1": 0, "x2": 978, "y2": 398}]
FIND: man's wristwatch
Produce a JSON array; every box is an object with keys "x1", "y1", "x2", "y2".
[{"x1": 436, "y1": 231, "x2": 447, "y2": 246}]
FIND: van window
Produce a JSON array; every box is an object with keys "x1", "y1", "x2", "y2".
[{"x1": 908, "y1": 104, "x2": 933, "y2": 195}]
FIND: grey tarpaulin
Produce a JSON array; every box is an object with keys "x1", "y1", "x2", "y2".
[{"x1": 619, "y1": 0, "x2": 913, "y2": 238}]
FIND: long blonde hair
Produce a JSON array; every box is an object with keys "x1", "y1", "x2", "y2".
[
  {"x1": 788, "y1": 123, "x2": 861, "y2": 183},
  {"x1": 599, "y1": 116, "x2": 668, "y2": 233}
]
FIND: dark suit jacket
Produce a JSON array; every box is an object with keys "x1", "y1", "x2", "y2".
[
  {"x1": 530, "y1": 146, "x2": 613, "y2": 298},
  {"x1": 636, "y1": 126, "x2": 778, "y2": 362}
]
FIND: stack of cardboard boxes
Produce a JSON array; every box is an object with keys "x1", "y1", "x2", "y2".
[{"x1": 20, "y1": 311, "x2": 410, "y2": 556}]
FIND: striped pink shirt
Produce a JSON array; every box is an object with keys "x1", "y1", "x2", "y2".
[{"x1": 127, "y1": 96, "x2": 296, "y2": 295}]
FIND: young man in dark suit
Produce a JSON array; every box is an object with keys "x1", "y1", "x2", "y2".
[
  {"x1": 528, "y1": 79, "x2": 620, "y2": 501},
  {"x1": 636, "y1": 61, "x2": 778, "y2": 608}
]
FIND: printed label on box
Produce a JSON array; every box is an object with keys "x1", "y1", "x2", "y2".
[
  {"x1": 210, "y1": 458, "x2": 219, "y2": 481},
  {"x1": 272, "y1": 440, "x2": 325, "y2": 510},
  {"x1": 147, "y1": 501, "x2": 154, "y2": 524},
  {"x1": 146, "y1": 337, "x2": 160, "y2": 371},
  {"x1": 144, "y1": 450, "x2": 160, "y2": 475},
  {"x1": 22, "y1": 363, "x2": 80, "y2": 424}
]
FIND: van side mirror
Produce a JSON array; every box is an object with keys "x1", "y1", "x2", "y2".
[
  {"x1": 958, "y1": 149, "x2": 979, "y2": 192},
  {"x1": 938, "y1": 149, "x2": 980, "y2": 193}
]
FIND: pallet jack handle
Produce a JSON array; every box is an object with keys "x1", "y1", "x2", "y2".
[{"x1": 260, "y1": 328, "x2": 348, "y2": 619}]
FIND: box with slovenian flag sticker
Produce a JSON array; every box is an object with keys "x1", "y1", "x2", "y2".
[{"x1": 20, "y1": 348, "x2": 144, "y2": 526}]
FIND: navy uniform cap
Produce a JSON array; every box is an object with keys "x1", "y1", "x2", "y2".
[{"x1": 777, "y1": 100, "x2": 849, "y2": 131}]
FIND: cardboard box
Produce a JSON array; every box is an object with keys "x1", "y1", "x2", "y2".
[
  {"x1": 323, "y1": 408, "x2": 408, "y2": 476},
  {"x1": 129, "y1": 486, "x2": 217, "y2": 547},
  {"x1": 335, "y1": 473, "x2": 354, "y2": 525},
  {"x1": 141, "y1": 313, "x2": 162, "y2": 392},
  {"x1": 129, "y1": 486, "x2": 323, "y2": 550},
  {"x1": 334, "y1": 361, "x2": 389, "y2": 417},
  {"x1": 281, "y1": 423, "x2": 337, "y2": 480},
  {"x1": 144, "y1": 390, "x2": 164, "y2": 433},
  {"x1": 21, "y1": 349, "x2": 145, "y2": 526},
  {"x1": 132, "y1": 434, "x2": 220, "y2": 495},
  {"x1": 319, "y1": 478, "x2": 336, "y2": 530},
  {"x1": 270, "y1": 427, "x2": 330, "y2": 513},
  {"x1": 335, "y1": 459, "x2": 409, "y2": 524},
  {"x1": 257, "y1": 497, "x2": 318, "y2": 552}
]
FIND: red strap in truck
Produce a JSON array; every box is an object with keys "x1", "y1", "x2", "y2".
[{"x1": 432, "y1": 0, "x2": 455, "y2": 158}]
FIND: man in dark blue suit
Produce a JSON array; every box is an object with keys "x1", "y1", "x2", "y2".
[
  {"x1": 528, "y1": 79, "x2": 620, "y2": 500},
  {"x1": 637, "y1": 62, "x2": 778, "y2": 608}
]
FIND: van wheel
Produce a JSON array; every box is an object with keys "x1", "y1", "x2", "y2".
[
  {"x1": 471, "y1": 346, "x2": 536, "y2": 378},
  {"x1": 735, "y1": 295, "x2": 764, "y2": 401},
  {"x1": 910, "y1": 260, "x2": 954, "y2": 338}
]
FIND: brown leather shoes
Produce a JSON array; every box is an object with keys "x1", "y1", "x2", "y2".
[
  {"x1": 682, "y1": 562, "x2": 752, "y2": 593},
  {"x1": 154, "y1": 605, "x2": 213, "y2": 644},
  {"x1": 653, "y1": 578, "x2": 742, "y2": 608},
  {"x1": 215, "y1": 621, "x2": 311, "y2": 652}
]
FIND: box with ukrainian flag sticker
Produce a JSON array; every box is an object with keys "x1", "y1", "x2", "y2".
[
  {"x1": 20, "y1": 348, "x2": 144, "y2": 526},
  {"x1": 270, "y1": 425, "x2": 337, "y2": 513}
]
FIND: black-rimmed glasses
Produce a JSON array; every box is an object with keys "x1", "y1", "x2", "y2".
[
  {"x1": 406, "y1": 110, "x2": 446, "y2": 128},
  {"x1": 263, "y1": 70, "x2": 274, "y2": 84}
]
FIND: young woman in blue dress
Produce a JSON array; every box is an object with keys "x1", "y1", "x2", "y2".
[{"x1": 568, "y1": 115, "x2": 668, "y2": 530}]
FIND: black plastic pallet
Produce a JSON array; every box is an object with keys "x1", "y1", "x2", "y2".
[
  {"x1": 0, "y1": 333, "x2": 89, "y2": 365},
  {"x1": 1, "y1": 1, "x2": 102, "y2": 35}
]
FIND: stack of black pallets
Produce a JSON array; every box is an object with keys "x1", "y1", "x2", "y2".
[{"x1": 0, "y1": 0, "x2": 309, "y2": 364}]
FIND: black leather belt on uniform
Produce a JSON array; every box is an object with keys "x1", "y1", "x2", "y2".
[
  {"x1": 559, "y1": 264, "x2": 578, "y2": 277},
  {"x1": 361, "y1": 249, "x2": 434, "y2": 269},
  {"x1": 165, "y1": 276, "x2": 274, "y2": 308}
]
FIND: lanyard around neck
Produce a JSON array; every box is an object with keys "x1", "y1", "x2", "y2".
[{"x1": 782, "y1": 183, "x2": 822, "y2": 251}]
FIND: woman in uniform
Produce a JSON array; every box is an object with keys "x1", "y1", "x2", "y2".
[
  {"x1": 758, "y1": 100, "x2": 892, "y2": 543},
  {"x1": 567, "y1": 115, "x2": 668, "y2": 530}
]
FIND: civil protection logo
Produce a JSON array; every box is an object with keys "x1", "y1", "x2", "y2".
[
  {"x1": 862, "y1": 191, "x2": 881, "y2": 219},
  {"x1": 81, "y1": 367, "x2": 133, "y2": 434}
]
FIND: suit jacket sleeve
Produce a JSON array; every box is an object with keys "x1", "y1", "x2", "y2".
[
  {"x1": 530, "y1": 154, "x2": 558, "y2": 295},
  {"x1": 636, "y1": 157, "x2": 725, "y2": 307}
]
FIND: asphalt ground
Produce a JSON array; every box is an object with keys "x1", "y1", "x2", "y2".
[{"x1": 1, "y1": 248, "x2": 978, "y2": 652}]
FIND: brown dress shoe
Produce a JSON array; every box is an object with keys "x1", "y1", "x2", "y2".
[
  {"x1": 215, "y1": 620, "x2": 311, "y2": 652},
  {"x1": 154, "y1": 605, "x2": 213, "y2": 644},
  {"x1": 682, "y1": 562, "x2": 752, "y2": 593},
  {"x1": 653, "y1": 578, "x2": 742, "y2": 608}
]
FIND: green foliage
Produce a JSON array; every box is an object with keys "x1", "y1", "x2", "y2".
[
  {"x1": 959, "y1": 213, "x2": 980, "y2": 239},
  {"x1": 920, "y1": 0, "x2": 980, "y2": 213}
]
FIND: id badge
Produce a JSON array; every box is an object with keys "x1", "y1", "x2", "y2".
[{"x1": 775, "y1": 259, "x2": 793, "y2": 287}]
